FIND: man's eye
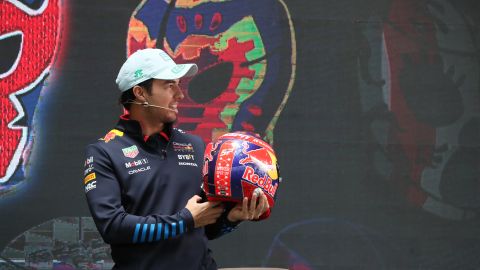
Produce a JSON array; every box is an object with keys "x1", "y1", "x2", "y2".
[{"x1": 169, "y1": 83, "x2": 180, "y2": 89}]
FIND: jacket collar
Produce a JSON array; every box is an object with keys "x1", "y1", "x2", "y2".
[{"x1": 116, "y1": 111, "x2": 172, "y2": 145}]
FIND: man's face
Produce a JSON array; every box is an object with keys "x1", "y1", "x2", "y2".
[{"x1": 143, "y1": 79, "x2": 184, "y2": 125}]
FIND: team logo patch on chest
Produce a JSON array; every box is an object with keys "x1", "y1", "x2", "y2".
[
  {"x1": 173, "y1": 142, "x2": 194, "y2": 152},
  {"x1": 122, "y1": 145, "x2": 139, "y2": 158},
  {"x1": 125, "y1": 158, "x2": 151, "y2": 175},
  {"x1": 177, "y1": 154, "x2": 198, "y2": 167}
]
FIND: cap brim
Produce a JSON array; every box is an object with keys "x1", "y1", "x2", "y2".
[{"x1": 153, "y1": 63, "x2": 198, "y2": 80}]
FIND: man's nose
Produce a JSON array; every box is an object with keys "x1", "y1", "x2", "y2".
[{"x1": 176, "y1": 86, "x2": 185, "y2": 100}]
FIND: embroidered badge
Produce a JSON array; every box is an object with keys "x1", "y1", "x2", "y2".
[
  {"x1": 102, "y1": 129, "x2": 124, "y2": 143},
  {"x1": 122, "y1": 145, "x2": 139, "y2": 158},
  {"x1": 173, "y1": 142, "x2": 194, "y2": 152}
]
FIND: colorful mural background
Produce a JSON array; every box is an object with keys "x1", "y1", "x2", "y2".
[
  {"x1": 0, "y1": 0, "x2": 63, "y2": 196},
  {"x1": 1, "y1": 0, "x2": 480, "y2": 269},
  {"x1": 126, "y1": 0, "x2": 296, "y2": 144}
]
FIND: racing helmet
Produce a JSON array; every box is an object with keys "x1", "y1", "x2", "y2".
[{"x1": 203, "y1": 132, "x2": 281, "y2": 218}]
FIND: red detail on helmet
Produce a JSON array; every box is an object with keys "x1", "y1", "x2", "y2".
[
  {"x1": 240, "y1": 148, "x2": 273, "y2": 167},
  {"x1": 241, "y1": 180, "x2": 257, "y2": 200},
  {"x1": 213, "y1": 141, "x2": 236, "y2": 198}
]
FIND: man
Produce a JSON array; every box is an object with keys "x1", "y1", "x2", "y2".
[{"x1": 83, "y1": 48, "x2": 269, "y2": 269}]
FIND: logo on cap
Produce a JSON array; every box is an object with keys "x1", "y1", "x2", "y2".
[
  {"x1": 158, "y1": 51, "x2": 172, "y2": 61},
  {"x1": 172, "y1": 65, "x2": 186, "y2": 74},
  {"x1": 134, "y1": 69, "x2": 144, "y2": 79}
]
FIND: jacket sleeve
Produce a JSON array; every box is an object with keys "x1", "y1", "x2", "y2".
[
  {"x1": 203, "y1": 200, "x2": 240, "y2": 240},
  {"x1": 83, "y1": 143, "x2": 195, "y2": 245}
]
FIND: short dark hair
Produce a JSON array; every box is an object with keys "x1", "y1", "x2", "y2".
[{"x1": 119, "y1": 79, "x2": 154, "y2": 110}]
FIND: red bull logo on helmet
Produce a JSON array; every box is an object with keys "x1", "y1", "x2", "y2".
[
  {"x1": 240, "y1": 145, "x2": 278, "y2": 180},
  {"x1": 241, "y1": 166, "x2": 278, "y2": 197}
]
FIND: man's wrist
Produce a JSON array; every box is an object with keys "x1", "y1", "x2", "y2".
[{"x1": 179, "y1": 208, "x2": 195, "y2": 231}]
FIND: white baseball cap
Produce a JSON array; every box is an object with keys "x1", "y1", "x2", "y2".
[{"x1": 115, "y1": 48, "x2": 198, "y2": 92}]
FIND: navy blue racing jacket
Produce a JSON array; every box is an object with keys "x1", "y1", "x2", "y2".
[{"x1": 83, "y1": 117, "x2": 237, "y2": 269}]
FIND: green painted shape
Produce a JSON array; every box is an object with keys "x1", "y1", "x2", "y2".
[{"x1": 214, "y1": 17, "x2": 267, "y2": 128}]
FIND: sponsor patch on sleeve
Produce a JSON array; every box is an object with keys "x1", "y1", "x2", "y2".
[
  {"x1": 84, "y1": 156, "x2": 94, "y2": 166},
  {"x1": 84, "y1": 172, "x2": 96, "y2": 184},
  {"x1": 85, "y1": 181, "x2": 97, "y2": 193},
  {"x1": 84, "y1": 165, "x2": 94, "y2": 176}
]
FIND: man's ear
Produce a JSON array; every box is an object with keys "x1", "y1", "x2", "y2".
[{"x1": 132, "y1": 85, "x2": 146, "y2": 102}]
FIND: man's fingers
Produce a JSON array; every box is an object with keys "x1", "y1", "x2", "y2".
[
  {"x1": 241, "y1": 197, "x2": 249, "y2": 218},
  {"x1": 200, "y1": 217, "x2": 218, "y2": 227},
  {"x1": 205, "y1": 201, "x2": 222, "y2": 208},
  {"x1": 252, "y1": 193, "x2": 269, "y2": 219},
  {"x1": 242, "y1": 197, "x2": 249, "y2": 211},
  {"x1": 262, "y1": 194, "x2": 270, "y2": 214},
  {"x1": 190, "y1": 195, "x2": 202, "y2": 202},
  {"x1": 255, "y1": 194, "x2": 266, "y2": 219},
  {"x1": 210, "y1": 206, "x2": 224, "y2": 216},
  {"x1": 196, "y1": 204, "x2": 224, "y2": 227},
  {"x1": 249, "y1": 193, "x2": 259, "y2": 219},
  {"x1": 204, "y1": 203, "x2": 224, "y2": 218},
  {"x1": 254, "y1": 203, "x2": 263, "y2": 219}
]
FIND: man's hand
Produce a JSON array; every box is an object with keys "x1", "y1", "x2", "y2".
[
  {"x1": 185, "y1": 195, "x2": 224, "y2": 228},
  {"x1": 227, "y1": 188, "x2": 269, "y2": 222}
]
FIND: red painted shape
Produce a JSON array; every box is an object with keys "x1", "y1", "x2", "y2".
[
  {"x1": 194, "y1": 14, "x2": 203, "y2": 29},
  {"x1": 241, "y1": 121, "x2": 255, "y2": 132},
  {"x1": 0, "y1": 0, "x2": 61, "y2": 180},
  {"x1": 248, "y1": 104, "x2": 262, "y2": 116},
  {"x1": 210, "y1": 12, "x2": 222, "y2": 31},
  {"x1": 383, "y1": 0, "x2": 439, "y2": 205},
  {"x1": 129, "y1": 36, "x2": 147, "y2": 55},
  {"x1": 175, "y1": 37, "x2": 256, "y2": 142},
  {"x1": 177, "y1": 15, "x2": 187, "y2": 33}
]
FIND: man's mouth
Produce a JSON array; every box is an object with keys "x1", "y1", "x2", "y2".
[{"x1": 167, "y1": 103, "x2": 178, "y2": 113}]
